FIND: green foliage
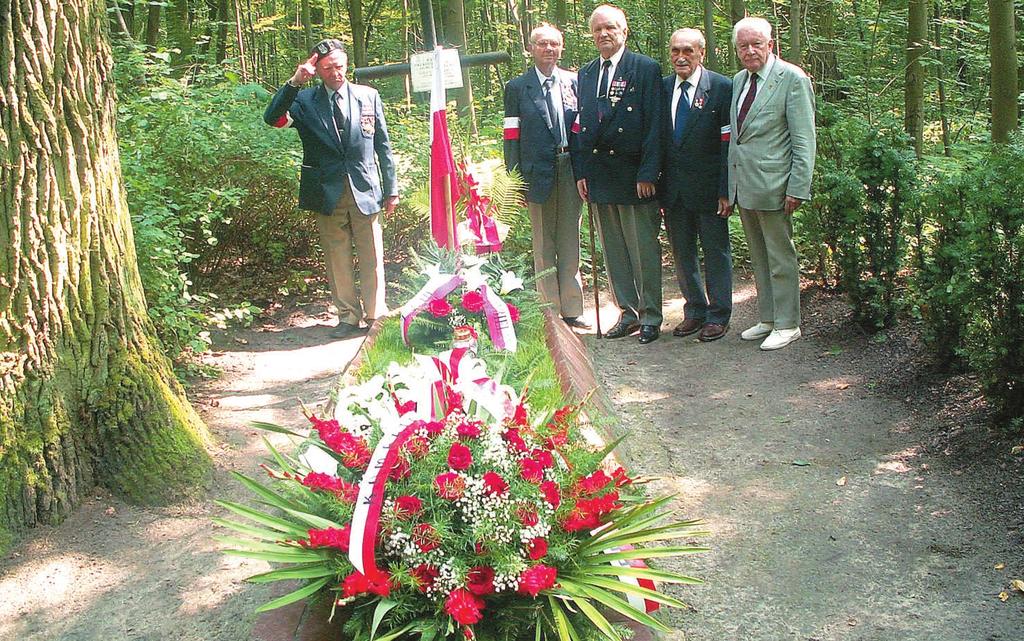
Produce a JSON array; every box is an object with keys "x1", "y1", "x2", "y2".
[
  {"x1": 114, "y1": 43, "x2": 316, "y2": 360},
  {"x1": 916, "y1": 138, "x2": 1024, "y2": 420},
  {"x1": 809, "y1": 109, "x2": 918, "y2": 330}
]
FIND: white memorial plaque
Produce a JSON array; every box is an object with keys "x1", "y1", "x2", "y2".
[{"x1": 410, "y1": 48, "x2": 464, "y2": 92}]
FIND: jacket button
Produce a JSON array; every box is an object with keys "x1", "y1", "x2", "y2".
[
  {"x1": 618, "y1": 128, "x2": 623, "y2": 133},
  {"x1": 582, "y1": 127, "x2": 587, "y2": 132},
  {"x1": 592, "y1": 149, "x2": 598, "y2": 154},
  {"x1": 609, "y1": 150, "x2": 615, "y2": 155},
  {"x1": 627, "y1": 106, "x2": 633, "y2": 112}
]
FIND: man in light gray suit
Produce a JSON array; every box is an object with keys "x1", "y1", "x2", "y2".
[{"x1": 728, "y1": 17, "x2": 816, "y2": 351}]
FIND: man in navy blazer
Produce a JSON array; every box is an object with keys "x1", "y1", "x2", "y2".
[
  {"x1": 660, "y1": 28, "x2": 733, "y2": 342},
  {"x1": 264, "y1": 39, "x2": 399, "y2": 339},
  {"x1": 504, "y1": 24, "x2": 589, "y2": 330},
  {"x1": 572, "y1": 4, "x2": 665, "y2": 344}
]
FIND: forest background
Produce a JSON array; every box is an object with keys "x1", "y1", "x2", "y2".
[{"x1": 0, "y1": 0, "x2": 1021, "y2": 548}]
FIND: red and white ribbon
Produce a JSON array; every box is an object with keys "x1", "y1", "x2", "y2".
[
  {"x1": 400, "y1": 273, "x2": 464, "y2": 345},
  {"x1": 598, "y1": 541, "x2": 660, "y2": 613},
  {"x1": 480, "y1": 284, "x2": 517, "y2": 352}
]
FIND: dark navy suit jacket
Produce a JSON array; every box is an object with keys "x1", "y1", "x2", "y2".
[
  {"x1": 503, "y1": 67, "x2": 578, "y2": 204},
  {"x1": 571, "y1": 48, "x2": 664, "y2": 205},
  {"x1": 660, "y1": 67, "x2": 732, "y2": 210},
  {"x1": 264, "y1": 81, "x2": 397, "y2": 216}
]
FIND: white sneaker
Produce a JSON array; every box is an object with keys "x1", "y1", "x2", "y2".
[
  {"x1": 760, "y1": 327, "x2": 802, "y2": 351},
  {"x1": 740, "y1": 322, "x2": 774, "y2": 341}
]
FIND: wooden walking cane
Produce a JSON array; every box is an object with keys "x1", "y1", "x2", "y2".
[{"x1": 586, "y1": 201, "x2": 602, "y2": 338}]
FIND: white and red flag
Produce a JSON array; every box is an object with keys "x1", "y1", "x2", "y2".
[{"x1": 429, "y1": 47, "x2": 461, "y2": 250}]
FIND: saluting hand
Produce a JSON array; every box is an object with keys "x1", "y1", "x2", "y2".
[{"x1": 290, "y1": 54, "x2": 318, "y2": 86}]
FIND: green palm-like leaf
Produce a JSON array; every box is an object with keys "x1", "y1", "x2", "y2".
[
  {"x1": 484, "y1": 166, "x2": 526, "y2": 223},
  {"x1": 213, "y1": 517, "x2": 290, "y2": 542},
  {"x1": 247, "y1": 563, "x2": 336, "y2": 583},
  {"x1": 214, "y1": 535, "x2": 303, "y2": 553},
  {"x1": 593, "y1": 546, "x2": 709, "y2": 563},
  {"x1": 230, "y1": 471, "x2": 307, "y2": 513},
  {"x1": 574, "y1": 575, "x2": 687, "y2": 609},
  {"x1": 584, "y1": 565, "x2": 704, "y2": 585},
  {"x1": 555, "y1": 586, "x2": 619, "y2": 641},
  {"x1": 222, "y1": 548, "x2": 330, "y2": 563},
  {"x1": 280, "y1": 506, "x2": 345, "y2": 530},
  {"x1": 547, "y1": 596, "x2": 579, "y2": 641},
  {"x1": 216, "y1": 500, "x2": 307, "y2": 537},
  {"x1": 582, "y1": 522, "x2": 709, "y2": 554},
  {"x1": 253, "y1": 576, "x2": 332, "y2": 613},
  {"x1": 571, "y1": 583, "x2": 670, "y2": 632}
]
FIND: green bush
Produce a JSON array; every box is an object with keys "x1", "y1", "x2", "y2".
[
  {"x1": 115, "y1": 44, "x2": 317, "y2": 359},
  {"x1": 917, "y1": 140, "x2": 1024, "y2": 421}
]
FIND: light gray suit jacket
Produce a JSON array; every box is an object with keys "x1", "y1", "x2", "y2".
[{"x1": 728, "y1": 56, "x2": 816, "y2": 211}]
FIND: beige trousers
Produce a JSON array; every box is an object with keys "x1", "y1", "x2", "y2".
[
  {"x1": 738, "y1": 207, "x2": 801, "y2": 329},
  {"x1": 316, "y1": 187, "x2": 386, "y2": 325},
  {"x1": 527, "y1": 154, "x2": 584, "y2": 318}
]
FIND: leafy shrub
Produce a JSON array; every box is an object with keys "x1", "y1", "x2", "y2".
[{"x1": 917, "y1": 140, "x2": 1024, "y2": 421}]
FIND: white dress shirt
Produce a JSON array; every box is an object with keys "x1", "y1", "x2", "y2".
[
  {"x1": 737, "y1": 54, "x2": 775, "y2": 108},
  {"x1": 671, "y1": 65, "x2": 702, "y2": 124},
  {"x1": 596, "y1": 46, "x2": 626, "y2": 98},
  {"x1": 535, "y1": 67, "x2": 568, "y2": 147}
]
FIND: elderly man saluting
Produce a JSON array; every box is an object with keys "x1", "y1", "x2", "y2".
[
  {"x1": 264, "y1": 39, "x2": 399, "y2": 339},
  {"x1": 572, "y1": 4, "x2": 665, "y2": 344},
  {"x1": 728, "y1": 17, "x2": 816, "y2": 351}
]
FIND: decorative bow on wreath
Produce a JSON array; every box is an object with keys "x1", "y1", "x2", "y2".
[{"x1": 456, "y1": 163, "x2": 507, "y2": 254}]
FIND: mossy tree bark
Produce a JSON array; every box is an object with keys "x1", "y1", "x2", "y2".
[
  {"x1": 988, "y1": 0, "x2": 1019, "y2": 143},
  {"x1": 906, "y1": 0, "x2": 927, "y2": 157},
  {"x1": 0, "y1": 0, "x2": 212, "y2": 550}
]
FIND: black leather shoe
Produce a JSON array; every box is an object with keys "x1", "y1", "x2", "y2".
[
  {"x1": 563, "y1": 316, "x2": 592, "y2": 330},
  {"x1": 331, "y1": 322, "x2": 367, "y2": 339},
  {"x1": 638, "y1": 325, "x2": 660, "y2": 344},
  {"x1": 604, "y1": 320, "x2": 641, "y2": 339}
]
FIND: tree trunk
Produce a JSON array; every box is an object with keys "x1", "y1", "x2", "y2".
[
  {"x1": 989, "y1": 0, "x2": 1019, "y2": 142},
  {"x1": 554, "y1": 0, "x2": 567, "y2": 28},
  {"x1": 444, "y1": 0, "x2": 477, "y2": 135},
  {"x1": 729, "y1": 0, "x2": 745, "y2": 68},
  {"x1": 348, "y1": 0, "x2": 367, "y2": 68},
  {"x1": 217, "y1": 0, "x2": 229, "y2": 63},
  {"x1": 145, "y1": 1, "x2": 162, "y2": 49},
  {"x1": 657, "y1": 0, "x2": 668, "y2": 69},
  {"x1": 301, "y1": 0, "x2": 313, "y2": 51},
  {"x1": 788, "y1": 0, "x2": 802, "y2": 65},
  {"x1": 0, "y1": 0, "x2": 211, "y2": 549},
  {"x1": 703, "y1": 0, "x2": 719, "y2": 72},
  {"x1": 933, "y1": 1, "x2": 952, "y2": 156},
  {"x1": 168, "y1": 0, "x2": 195, "y2": 72},
  {"x1": 906, "y1": 0, "x2": 927, "y2": 157}
]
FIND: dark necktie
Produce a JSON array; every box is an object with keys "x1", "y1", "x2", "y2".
[
  {"x1": 673, "y1": 82, "x2": 691, "y2": 144},
  {"x1": 598, "y1": 59, "x2": 612, "y2": 121},
  {"x1": 332, "y1": 91, "x2": 347, "y2": 140},
  {"x1": 543, "y1": 77, "x2": 559, "y2": 134},
  {"x1": 736, "y1": 73, "x2": 757, "y2": 132}
]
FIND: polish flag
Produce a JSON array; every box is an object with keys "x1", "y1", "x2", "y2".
[{"x1": 429, "y1": 47, "x2": 460, "y2": 250}]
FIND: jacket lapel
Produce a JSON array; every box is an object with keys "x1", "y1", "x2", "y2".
[
  {"x1": 677, "y1": 68, "x2": 711, "y2": 144},
  {"x1": 526, "y1": 72, "x2": 556, "y2": 136},
  {"x1": 740, "y1": 61, "x2": 784, "y2": 136},
  {"x1": 346, "y1": 83, "x2": 362, "y2": 147}
]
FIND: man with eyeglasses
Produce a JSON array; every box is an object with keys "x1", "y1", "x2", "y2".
[{"x1": 264, "y1": 39, "x2": 399, "y2": 339}]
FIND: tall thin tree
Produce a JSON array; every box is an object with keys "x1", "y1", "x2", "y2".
[
  {"x1": 906, "y1": 0, "x2": 928, "y2": 157},
  {"x1": 989, "y1": 0, "x2": 1019, "y2": 142}
]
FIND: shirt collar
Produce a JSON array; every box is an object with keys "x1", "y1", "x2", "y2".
[
  {"x1": 673, "y1": 65, "x2": 702, "y2": 92},
  {"x1": 751, "y1": 54, "x2": 776, "y2": 81},
  {"x1": 601, "y1": 46, "x2": 626, "y2": 67},
  {"x1": 534, "y1": 66, "x2": 559, "y2": 85},
  {"x1": 327, "y1": 82, "x2": 348, "y2": 101}
]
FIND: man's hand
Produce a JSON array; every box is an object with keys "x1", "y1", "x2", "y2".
[
  {"x1": 384, "y1": 195, "x2": 400, "y2": 215},
  {"x1": 784, "y1": 195, "x2": 804, "y2": 215},
  {"x1": 717, "y1": 197, "x2": 732, "y2": 218},
  {"x1": 637, "y1": 182, "x2": 656, "y2": 200},
  {"x1": 576, "y1": 179, "x2": 589, "y2": 203},
  {"x1": 290, "y1": 54, "x2": 318, "y2": 86}
]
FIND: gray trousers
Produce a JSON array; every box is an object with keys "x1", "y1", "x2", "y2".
[
  {"x1": 594, "y1": 201, "x2": 663, "y2": 326},
  {"x1": 665, "y1": 203, "x2": 733, "y2": 326},
  {"x1": 316, "y1": 187, "x2": 386, "y2": 325},
  {"x1": 738, "y1": 207, "x2": 800, "y2": 329},
  {"x1": 527, "y1": 154, "x2": 584, "y2": 318}
]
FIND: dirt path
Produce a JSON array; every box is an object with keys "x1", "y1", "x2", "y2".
[
  {"x1": 2, "y1": 281, "x2": 1022, "y2": 641},
  {"x1": 588, "y1": 274, "x2": 1024, "y2": 640}
]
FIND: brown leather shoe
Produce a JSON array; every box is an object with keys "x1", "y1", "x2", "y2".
[
  {"x1": 698, "y1": 323, "x2": 728, "y2": 342},
  {"x1": 672, "y1": 318, "x2": 703, "y2": 337}
]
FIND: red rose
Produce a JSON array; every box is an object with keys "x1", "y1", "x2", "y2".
[
  {"x1": 389, "y1": 455, "x2": 411, "y2": 481},
  {"x1": 413, "y1": 522, "x2": 440, "y2": 552},
  {"x1": 507, "y1": 304, "x2": 520, "y2": 322},
  {"x1": 466, "y1": 565, "x2": 495, "y2": 596},
  {"x1": 436, "y1": 472, "x2": 466, "y2": 499},
  {"x1": 527, "y1": 537, "x2": 548, "y2": 560},
  {"x1": 539, "y1": 481, "x2": 561, "y2": 508},
  {"x1": 424, "y1": 420, "x2": 446, "y2": 437},
  {"x1": 482, "y1": 471, "x2": 508, "y2": 496},
  {"x1": 445, "y1": 588, "x2": 485, "y2": 625},
  {"x1": 411, "y1": 564, "x2": 439, "y2": 592},
  {"x1": 304, "y1": 525, "x2": 351, "y2": 552},
  {"x1": 456, "y1": 420, "x2": 482, "y2": 439},
  {"x1": 428, "y1": 297, "x2": 453, "y2": 318},
  {"x1": 447, "y1": 442, "x2": 473, "y2": 470},
  {"x1": 532, "y1": 448, "x2": 554, "y2": 469},
  {"x1": 394, "y1": 495, "x2": 423, "y2": 519},
  {"x1": 461, "y1": 290, "x2": 486, "y2": 313},
  {"x1": 342, "y1": 569, "x2": 392, "y2": 598},
  {"x1": 517, "y1": 564, "x2": 557, "y2": 597},
  {"x1": 519, "y1": 457, "x2": 544, "y2": 483}
]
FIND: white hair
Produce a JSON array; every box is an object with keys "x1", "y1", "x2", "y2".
[
  {"x1": 732, "y1": 17, "x2": 773, "y2": 47},
  {"x1": 670, "y1": 28, "x2": 706, "y2": 51},
  {"x1": 530, "y1": 23, "x2": 564, "y2": 45},
  {"x1": 589, "y1": 4, "x2": 627, "y2": 30}
]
